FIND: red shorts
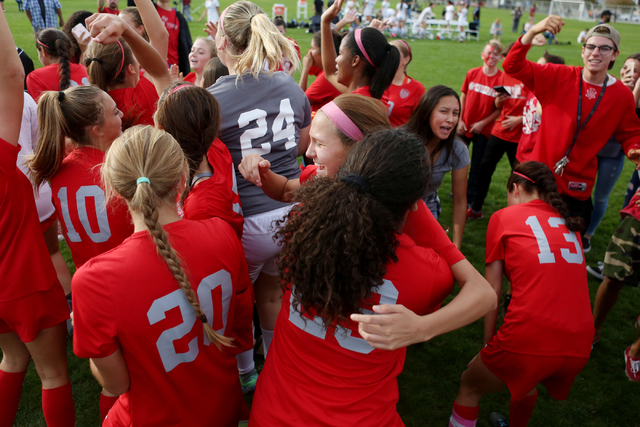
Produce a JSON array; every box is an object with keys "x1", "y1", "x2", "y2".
[
  {"x1": 481, "y1": 340, "x2": 589, "y2": 401},
  {"x1": 104, "y1": 393, "x2": 132, "y2": 427},
  {"x1": 0, "y1": 283, "x2": 70, "y2": 343}
]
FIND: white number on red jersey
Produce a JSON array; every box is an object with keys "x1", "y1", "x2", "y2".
[
  {"x1": 238, "y1": 98, "x2": 296, "y2": 158},
  {"x1": 288, "y1": 279, "x2": 399, "y2": 355},
  {"x1": 57, "y1": 185, "x2": 111, "y2": 243},
  {"x1": 147, "y1": 270, "x2": 233, "y2": 372},
  {"x1": 525, "y1": 216, "x2": 583, "y2": 265}
]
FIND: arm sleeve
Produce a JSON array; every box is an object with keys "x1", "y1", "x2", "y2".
[
  {"x1": 72, "y1": 265, "x2": 120, "y2": 359},
  {"x1": 403, "y1": 200, "x2": 465, "y2": 266},
  {"x1": 305, "y1": 76, "x2": 328, "y2": 105},
  {"x1": 485, "y1": 213, "x2": 506, "y2": 264},
  {"x1": 615, "y1": 93, "x2": 640, "y2": 154}
]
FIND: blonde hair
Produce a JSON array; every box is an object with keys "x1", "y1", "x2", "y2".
[
  {"x1": 486, "y1": 39, "x2": 504, "y2": 55},
  {"x1": 220, "y1": 1, "x2": 299, "y2": 78},
  {"x1": 28, "y1": 86, "x2": 106, "y2": 192},
  {"x1": 193, "y1": 36, "x2": 217, "y2": 59},
  {"x1": 101, "y1": 126, "x2": 233, "y2": 350}
]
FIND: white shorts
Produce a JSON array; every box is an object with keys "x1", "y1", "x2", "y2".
[{"x1": 241, "y1": 205, "x2": 292, "y2": 283}]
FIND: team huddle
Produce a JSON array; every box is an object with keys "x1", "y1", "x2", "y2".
[{"x1": 1, "y1": 0, "x2": 640, "y2": 426}]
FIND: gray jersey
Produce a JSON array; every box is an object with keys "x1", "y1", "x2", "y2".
[{"x1": 209, "y1": 72, "x2": 312, "y2": 217}]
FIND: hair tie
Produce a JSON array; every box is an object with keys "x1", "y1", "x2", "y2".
[
  {"x1": 354, "y1": 28, "x2": 377, "y2": 69},
  {"x1": 340, "y1": 174, "x2": 369, "y2": 193},
  {"x1": 116, "y1": 40, "x2": 125, "y2": 76},
  {"x1": 513, "y1": 171, "x2": 535, "y2": 184},
  {"x1": 249, "y1": 14, "x2": 256, "y2": 24},
  {"x1": 37, "y1": 39, "x2": 50, "y2": 50},
  {"x1": 58, "y1": 91, "x2": 65, "y2": 102},
  {"x1": 136, "y1": 177, "x2": 151, "y2": 186},
  {"x1": 319, "y1": 101, "x2": 364, "y2": 142},
  {"x1": 90, "y1": 57, "x2": 103, "y2": 64}
]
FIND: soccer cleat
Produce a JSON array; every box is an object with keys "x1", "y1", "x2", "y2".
[
  {"x1": 240, "y1": 368, "x2": 259, "y2": 395},
  {"x1": 582, "y1": 236, "x2": 591, "y2": 253},
  {"x1": 466, "y1": 207, "x2": 483, "y2": 221},
  {"x1": 587, "y1": 261, "x2": 605, "y2": 281},
  {"x1": 624, "y1": 346, "x2": 640, "y2": 382},
  {"x1": 489, "y1": 412, "x2": 510, "y2": 427}
]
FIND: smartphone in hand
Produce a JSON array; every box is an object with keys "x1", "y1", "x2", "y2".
[{"x1": 493, "y1": 85, "x2": 510, "y2": 96}]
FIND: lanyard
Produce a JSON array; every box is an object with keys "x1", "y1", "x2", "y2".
[
  {"x1": 554, "y1": 70, "x2": 608, "y2": 175},
  {"x1": 191, "y1": 172, "x2": 213, "y2": 186}
]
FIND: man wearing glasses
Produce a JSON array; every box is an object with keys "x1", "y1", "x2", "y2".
[{"x1": 502, "y1": 17, "x2": 640, "y2": 229}]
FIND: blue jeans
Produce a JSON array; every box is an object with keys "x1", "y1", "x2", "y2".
[{"x1": 585, "y1": 151, "x2": 626, "y2": 237}]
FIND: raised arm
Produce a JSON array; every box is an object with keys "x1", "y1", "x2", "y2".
[
  {"x1": 0, "y1": 9, "x2": 25, "y2": 146},
  {"x1": 87, "y1": 13, "x2": 172, "y2": 95},
  {"x1": 321, "y1": 0, "x2": 349, "y2": 93},
  {"x1": 134, "y1": 0, "x2": 169, "y2": 62},
  {"x1": 299, "y1": 51, "x2": 313, "y2": 91}
]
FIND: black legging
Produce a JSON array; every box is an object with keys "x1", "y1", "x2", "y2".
[{"x1": 470, "y1": 135, "x2": 517, "y2": 212}]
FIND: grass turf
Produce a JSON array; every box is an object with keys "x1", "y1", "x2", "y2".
[{"x1": 3, "y1": 0, "x2": 640, "y2": 425}]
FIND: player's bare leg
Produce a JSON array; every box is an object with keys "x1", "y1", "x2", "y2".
[
  {"x1": 254, "y1": 272, "x2": 282, "y2": 356},
  {"x1": 592, "y1": 276, "x2": 624, "y2": 344},
  {"x1": 0, "y1": 332, "x2": 31, "y2": 427},
  {"x1": 456, "y1": 353, "x2": 509, "y2": 407}
]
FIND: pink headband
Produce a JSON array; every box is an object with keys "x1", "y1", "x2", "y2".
[
  {"x1": 37, "y1": 39, "x2": 50, "y2": 49},
  {"x1": 354, "y1": 28, "x2": 376, "y2": 69},
  {"x1": 319, "y1": 101, "x2": 363, "y2": 142},
  {"x1": 167, "y1": 84, "x2": 189, "y2": 98},
  {"x1": 513, "y1": 171, "x2": 535, "y2": 183},
  {"x1": 219, "y1": 7, "x2": 244, "y2": 53},
  {"x1": 116, "y1": 40, "x2": 125, "y2": 76},
  {"x1": 399, "y1": 39, "x2": 411, "y2": 59}
]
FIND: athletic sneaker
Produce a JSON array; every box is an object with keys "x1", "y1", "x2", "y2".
[
  {"x1": 624, "y1": 346, "x2": 640, "y2": 382},
  {"x1": 489, "y1": 412, "x2": 510, "y2": 427},
  {"x1": 240, "y1": 368, "x2": 259, "y2": 395},
  {"x1": 466, "y1": 207, "x2": 483, "y2": 221},
  {"x1": 582, "y1": 236, "x2": 591, "y2": 253},
  {"x1": 587, "y1": 261, "x2": 605, "y2": 281}
]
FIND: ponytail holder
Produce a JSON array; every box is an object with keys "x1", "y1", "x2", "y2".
[
  {"x1": 319, "y1": 101, "x2": 364, "y2": 142},
  {"x1": 89, "y1": 57, "x2": 103, "y2": 64},
  {"x1": 354, "y1": 28, "x2": 377, "y2": 69},
  {"x1": 116, "y1": 40, "x2": 125, "y2": 76},
  {"x1": 136, "y1": 177, "x2": 151, "y2": 186},
  {"x1": 58, "y1": 91, "x2": 65, "y2": 102},
  {"x1": 512, "y1": 171, "x2": 535, "y2": 184},
  {"x1": 199, "y1": 313, "x2": 209, "y2": 325},
  {"x1": 249, "y1": 14, "x2": 256, "y2": 24},
  {"x1": 340, "y1": 173, "x2": 369, "y2": 193}
]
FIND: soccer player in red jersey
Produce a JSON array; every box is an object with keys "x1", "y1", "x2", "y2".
[
  {"x1": 299, "y1": 30, "x2": 343, "y2": 113},
  {"x1": 0, "y1": 12, "x2": 75, "y2": 427},
  {"x1": 450, "y1": 162, "x2": 594, "y2": 427},
  {"x1": 155, "y1": 82, "x2": 244, "y2": 238},
  {"x1": 320, "y1": 0, "x2": 400, "y2": 100},
  {"x1": 73, "y1": 126, "x2": 253, "y2": 427},
  {"x1": 384, "y1": 40, "x2": 425, "y2": 127},
  {"x1": 27, "y1": 29, "x2": 89, "y2": 102},
  {"x1": 98, "y1": 0, "x2": 119, "y2": 15},
  {"x1": 84, "y1": 12, "x2": 172, "y2": 128},
  {"x1": 251, "y1": 129, "x2": 495, "y2": 426},
  {"x1": 503, "y1": 16, "x2": 640, "y2": 228}
]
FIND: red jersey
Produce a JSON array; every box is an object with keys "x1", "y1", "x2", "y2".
[
  {"x1": 73, "y1": 218, "x2": 253, "y2": 427},
  {"x1": 109, "y1": 72, "x2": 159, "y2": 128},
  {"x1": 0, "y1": 139, "x2": 59, "y2": 302},
  {"x1": 490, "y1": 74, "x2": 528, "y2": 143},
  {"x1": 460, "y1": 66, "x2": 503, "y2": 138},
  {"x1": 251, "y1": 232, "x2": 452, "y2": 426},
  {"x1": 98, "y1": 7, "x2": 120, "y2": 14},
  {"x1": 183, "y1": 72, "x2": 196, "y2": 83},
  {"x1": 299, "y1": 164, "x2": 318, "y2": 184},
  {"x1": 305, "y1": 71, "x2": 341, "y2": 113},
  {"x1": 183, "y1": 138, "x2": 244, "y2": 238},
  {"x1": 516, "y1": 91, "x2": 540, "y2": 163},
  {"x1": 504, "y1": 37, "x2": 640, "y2": 200},
  {"x1": 620, "y1": 185, "x2": 640, "y2": 221},
  {"x1": 486, "y1": 199, "x2": 594, "y2": 358},
  {"x1": 157, "y1": 7, "x2": 180, "y2": 66},
  {"x1": 50, "y1": 147, "x2": 134, "y2": 269},
  {"x1": 26, "y1": 63, "x2": 90, "y2": 102},
  {"x1": 384, "y1": 75, "x2": 425, "y2": 127}
]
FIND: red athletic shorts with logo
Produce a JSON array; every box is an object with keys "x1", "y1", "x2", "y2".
[
  {"x1": 481, "y1": 340, "x2": 589, "y2": 401},
  {"x1": 0, "y1": 283, "x2": 70, "y2": 342}
]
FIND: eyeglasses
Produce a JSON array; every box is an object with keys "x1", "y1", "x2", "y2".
[{"x1": 583, "y1": 44, "x2": 616, "y2": 54}]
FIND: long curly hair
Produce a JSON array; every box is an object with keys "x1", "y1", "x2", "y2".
[{"x1": 274, "y1": 129, "x2": 431, "y2": 329}]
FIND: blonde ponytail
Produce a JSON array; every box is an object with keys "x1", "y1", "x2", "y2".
[{"x1": 102, "y1": 126, "x2": 234, "y2": 350}]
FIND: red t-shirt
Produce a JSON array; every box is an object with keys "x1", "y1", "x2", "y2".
[
  {"x1": 516, "y1": 91, "x2": 540, "y2": 163},
  {"x1": 491, "y1": 74, "x2": 528, "y2": 143},
  {"x1": 305, "y1": 71, "x2": 342, "y2": 113},
  {"x1": 384, "y1": 75, "x2": 425, "y2": 127},
  {"x1": 109, "y1": 72, "x2": 159, "y2": 128},
  {"x1": 183, "y1": 139, "x2": 244, "y2": 238},
  {"x1": 157, "y1": 7, "x2": 180, "y2": 66},
  {"x1": 299, "y1": 164, "x2": 318, "y2": 184},
  {"x1": 0, "y1": 139, "x2": 59, "y2": 302},
  {"x1": 250, "y1": 232, "x2": 452, "y2": 426},
  {"x1": 50, "y1": 147, "x2": 134, "y2": 269},
  {"x1": 73, "y1": 218, "x2": 253, "y2": 426},
  {"x1": 620, "y1": 185, "x2": 640, "y2": 221},
  {"x1": 183, "y1": 72, "x2": 196, "y2": 83},
  {"x1": 26, "y1": 63, "x2": 90, "y2": 102},
  {"x1": 98, "y1": 7, "x2": 120, "y2": 14},
  {"x1": 485, "y1": 199, "x2": 594, "y2": 358},
  {"x1": 504, "y1": 37, "x2": 640, "y2": 200},
  {"x1": 460, "y1": 66, "x2": 503, "y2": 138}
]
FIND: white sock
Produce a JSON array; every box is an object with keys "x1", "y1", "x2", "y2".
[
  {"x1": 261, "y1": 327, "x2": 274, "y2": 357},
  {"x1": 236, "y1": 349, "x2": 255, "y2": 375}
]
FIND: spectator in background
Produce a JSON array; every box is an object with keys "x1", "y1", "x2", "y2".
[
  {"x1": 23, "y1": 0, "x2": 64, "y2": 33},
  {"x1": 472, "y1": 2, "x2": 480, "y2": 28},
  {"x1": 156, "y1": 0, "x2": 192, "y2": 76},
  {"x1": 577, "y1": 27, "x2": 589, "y2": 43},
  {"x1": 599, "y1": 9, "x2": 611, "y2": 24},
  {"x1": 529, "y1": 2, "x2": 535, "y2": 19},
  {"x1": 199, "y1": 0, "x2": 220, "y2": 26},
  {"x1": 490, "y1": 18, "x2": 502, "y2": 41},
  {"x1": 182, "y1": 0, "x2": 192, "y2": 21},
  {"x1": 98, "y1": 0, "x2": 119, "y2": 14},
  {"x1": 17, "y1": 47, "x2": 35, "y2": 90},
  {"x1": 511, "y1": 6, "x2": 522, "y2": 33},
  {"x1": 315, "y1": 0, "x2": 323, "y2": 14}
]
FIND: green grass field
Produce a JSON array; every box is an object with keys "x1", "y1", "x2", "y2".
[{"x1": 3, "y1": 0, "x2": 640, "y2": 425}]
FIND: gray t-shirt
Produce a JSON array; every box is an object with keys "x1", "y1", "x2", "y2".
[
  {"x1": 423, "y1": 137, "x2": 470, "y2": 217},
  {"x1": 209, "y1": 72, "x2": 312, "y2": 217}
]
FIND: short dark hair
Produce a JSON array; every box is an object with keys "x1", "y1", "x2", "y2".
[{"x1": 543, "y1": 50, "x2": 565, "y2": 65}]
